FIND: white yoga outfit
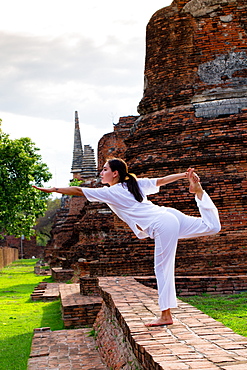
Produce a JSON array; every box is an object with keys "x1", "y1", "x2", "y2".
[{"x1": 82, "y1": 179, "x2": 221, "y2": 311}]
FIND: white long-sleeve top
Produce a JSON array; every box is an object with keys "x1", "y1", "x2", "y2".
[{"x1": 82, "y1": 178, "x2": 162, "y2": 239}]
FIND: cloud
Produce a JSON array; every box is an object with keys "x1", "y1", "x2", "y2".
[
  {"x1": 0, "y1": 0, "x2": 172, "y2": 187},
  {"x1": 0, "y1": 31, "x2": 143, "y2": 124}
]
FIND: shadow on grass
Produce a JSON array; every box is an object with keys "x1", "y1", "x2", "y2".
[
  {"x1": 40, "y1": 300, "x2": 64, "y2": 330},
  {"x1": 0, "y1": 283, "x2": 42, "y2": 297},
  {"x1": 0, "y1": 332, "x2": 34, "y2": 370},
  {"x1": 0, "y1": 274, "x2": 55, "y2": 298},
  {"x1": 0, "y1": 300, "x2": 64, "y2": 370}
]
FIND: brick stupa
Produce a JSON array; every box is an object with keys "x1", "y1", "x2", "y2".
[
  {"x1": 122, "y1": 0, "x2": 247, "y2": 276},
  {"x1": 46, "y1": 0, "x2": 247, "y2": 282}
]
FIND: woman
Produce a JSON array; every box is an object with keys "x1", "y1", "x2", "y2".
[{"x1": 33, "y1": 158, "x2": 221, "y2": 326}]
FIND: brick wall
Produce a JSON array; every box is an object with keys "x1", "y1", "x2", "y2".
[
  {"x1": 136, "y1": 275, "x2": 247, "y2": 296},
  {"x1": 138, "y1": 0, "x2": 247, "y2": 115},
  {"x1": 94, "y1": 301, "x2": 144, "y2": 370},
  {"x1": 123, "y1": 107, "x2": 247, "y2": 276},
  {"x1": 98, "y1": 115, "x2": 138, "y2": 169},
  {"x1": 124, "y1": 0, "x2": 247, "y2": 276}
]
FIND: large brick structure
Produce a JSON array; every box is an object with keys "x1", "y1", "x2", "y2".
[
  {"x1": 121, "y1": 0, "x2": 247, "y2": 276},
  {"x1": 46, "y1": 0, "x2": 247, "y2": 278},
  {"x1": 138, "y1": 0, "x2": 247, "y2": 116}
]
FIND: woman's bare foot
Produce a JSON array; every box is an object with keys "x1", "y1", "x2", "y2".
[
  {"x1": 145, "y1": 309, "x2": 173, "y2": 327},
  {"x1": 187, "y1": 168, "x2": 204, "y2": 200},
  {"x1": 145, "y1": 317, "x2": 173, "y2": 327}
]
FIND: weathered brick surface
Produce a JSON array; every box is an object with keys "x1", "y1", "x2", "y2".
[
  {"x1": 60, "y1": 283, "x2": 102, "y2": 328},
  {"x1": 136, "y1": 275, "x2": 247, "y2": 296},
  {"x1": 31, "y1": 282, "x2": 60, "y2": 301},
  {"x1": 95, "y1": 276, "x2": 247, "y2": 370},
  {"x1": 138, "y1": 0, "x2": 247, "y2": 115},
  {"x1": 94, "y1": 300, "x2": 144, "y2": 370},
  {"x1": 28, "y1": 328, "x2": 108, "y2": 370},
  {"x1": 79, "y1": 276, "x2": 100, "y2": 296},
  {"x1": 51, "y1": 267, "x2": 74, "y2": 282},
  {"x1": 124, "y1": 106, "x2": 247, "y2": 277},
  {"x1": 176, "y1": 275, "x2": 247, "y2": 296},
  {"x1": 98, "y1": 115, "x2": 138, "y2": 169}
]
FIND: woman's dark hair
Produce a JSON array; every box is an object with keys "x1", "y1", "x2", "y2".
[{"x1": 107, "y1": 158, "x2": 143, "y2": 202}]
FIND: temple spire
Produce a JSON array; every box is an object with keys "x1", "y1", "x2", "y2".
[
  {"x1": 71, "y1": 111, "x2": 97, "y2": 182},
  {"x1": 71, "y1": 111, "x2": 83, "y2": 179},
  {"x1": 81, "y1": 144, "x2": 97, "y2": 179}
]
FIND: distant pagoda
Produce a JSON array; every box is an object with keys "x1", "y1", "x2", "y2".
[{"x1": 71, "y1": 111, "x2": 97, "y2": 181}]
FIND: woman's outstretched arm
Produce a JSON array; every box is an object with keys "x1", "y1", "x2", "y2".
[
  {"x1": 156, "y1": 172, "x2": 188, "y2": 187},
  {"x1": 32, "y1": 185, "x2": 84, "y2": 196},
  {"x1": 156, "y1": 168, "x2": 200, "y2": 187}
]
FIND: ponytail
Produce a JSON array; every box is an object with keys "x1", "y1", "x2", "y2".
[
  {"x1": 125, "y1": 173, "x2": 143, "y2": 202},
  {"x1": 107, "y1": 158, "x2": 143, "y2": 202}
]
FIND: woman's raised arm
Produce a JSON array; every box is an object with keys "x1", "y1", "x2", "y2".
[
  {"x1": 32, "y1": 185, "x2": 84, "y2": 196},
  {"x1": 156, "y1": 168, "x2": 200, "y2": 187},
  {"x1": 156, "y1": 172, "x2": 188, "y2": 187}
]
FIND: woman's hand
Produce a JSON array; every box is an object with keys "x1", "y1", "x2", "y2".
[
  {"x1": 32, "y1": 185, "x2": 55, "y2": 193},
  {"x1": 32, "y1": 185, "x2": 84, "y2": 196}
]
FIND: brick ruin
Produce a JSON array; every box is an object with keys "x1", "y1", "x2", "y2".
[{"x1": 46, "y1": 0, "x2": 247, "y2": 280}]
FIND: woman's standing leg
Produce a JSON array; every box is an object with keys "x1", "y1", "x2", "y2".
[{"x1": 145, "y1": 211, "x2": 181, "y2": 326}]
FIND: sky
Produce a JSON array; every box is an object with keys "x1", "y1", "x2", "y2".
[{"x1": 0, "y1": 0, "x2": 172, "y2": 189}]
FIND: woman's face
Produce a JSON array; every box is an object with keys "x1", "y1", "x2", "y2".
[{"x1": 100, "y1": 162, "x2": 119, "y2": 186}]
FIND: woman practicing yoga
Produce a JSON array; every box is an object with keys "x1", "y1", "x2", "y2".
[{"x1": 33, "y1": 158, "x2": 221, "y2": 326}]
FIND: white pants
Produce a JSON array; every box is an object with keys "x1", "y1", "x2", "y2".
[{"x1": 147, "y1": 191, "x2": 221, "y2": 311}]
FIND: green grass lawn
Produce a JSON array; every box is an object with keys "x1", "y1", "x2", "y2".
[
  {"x1": 180, "y1": 292, "x2": 247, "y2": 337},
  {"x1": 1, "y1": 260, "x2": 247, "y2": 370},
  {"x1": 0, "y1": 259, "x2": 63, "y2": 370}
]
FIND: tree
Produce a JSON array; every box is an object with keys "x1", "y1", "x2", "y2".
[{"x1": 0, "y1": 121, "x2": 52, "y2": 238}]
